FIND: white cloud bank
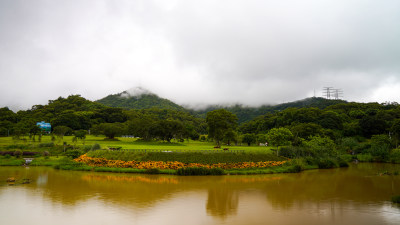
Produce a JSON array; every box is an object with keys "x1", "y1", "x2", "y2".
[{"x1": 0, "y1": 0, "x2": 400, "y2": 110}]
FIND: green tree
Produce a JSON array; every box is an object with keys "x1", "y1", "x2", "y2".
[
  {"x1": 206, "y1": 109, "x2": 238, "y2": 147},
  {"x1": 152, "y1": 119, "x2": 185, "y2": 142},
  {"x1": 74, "y1": 130, "x2": 87, "y2": 145},
  {"x1": 223, "y1": 129, "x2": 237, "y2": 145},
  {"x1": 98, "y1": 123, "x2": 126, "y2": 139},
  {"x1": 242, "y1": 133, "x2": 256, "y2": 146},
  {"x1": 266, "y1": 128, "x2": 293, "y2": 155},
  {"x1": 368, "y1": 134, "x2": 392, "y2": 161},
  {"x1": 391, "y1": 119, "x2": 400, "y2": 148},
  {"x1": 304, "y1": 135, "x2": 336, "y2": 157},
  {"x1": 53, "y1": 126, "x2": 72, "y2": 142},
  {"x1": 127, "y1": 115, "x2": 156, "y2": 141}
]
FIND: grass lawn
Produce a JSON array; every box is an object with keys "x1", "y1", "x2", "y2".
[{"x1": 0, "y1": 135, "x2": 275, "y2": 154}]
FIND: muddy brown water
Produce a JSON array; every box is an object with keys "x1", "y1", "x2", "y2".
[{"x1": 0, "y1": 163, "x2": 399, "y2": 225}]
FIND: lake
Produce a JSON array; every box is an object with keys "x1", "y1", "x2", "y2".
[{"x1": 0, "y1": 163, "x2": 399, "y2": 225}]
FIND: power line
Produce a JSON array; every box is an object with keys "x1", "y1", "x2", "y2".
[{"x1": 322, "y1": 87, "x2": 343, "y2": 100}]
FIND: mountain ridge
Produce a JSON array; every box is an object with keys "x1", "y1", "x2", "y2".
[{"x1": 96, "y1": 88, "x2": 348, "y2": 123}]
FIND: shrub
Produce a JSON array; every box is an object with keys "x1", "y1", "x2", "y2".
[
  {"x1": 389, "y1": 149, "x2": 400, "y2": 163},
  {"x1": 176, "y1": 167, "x2": 224, "y2": 176},
  {"x1": 38, "y1": 142, "x2": 55, "y2": 148},
  {"x1": 91, "y1": 143, "x2": 101, "y2": 151},
  {"x1": 65, "y1": 150, "x2": 83, "y2": 159},
  {"x1": 392, "y1": 195, "x2": 400, "y2": 203},
  {"x1": 338, "y1": 159, "x2": 349, "y2": 167},
  {"x1": 144, "y1": 168, "x2": 161, "y2": 174},
  {"x1": 5, "y1": 144, "x2": 29, "y2": 150},
  {"x1": 43, "y1": 151, "x2": 50, "y2": 157},
  {"x1": 287, "y1": 165, "x2": 303, "y2": 173},
  {"x1": 14, "y1": 150, "x2": 23, "y2": 158},
  {"x1": 279, "y1": 146, "x2": 312, "y2": 158},
  {"x1": 317, "y1": 158, "x2": 337, "y2": 169},
  {"x1": 4, "y1": 154, "x2": 11, "y2": 159},
  {"x1": 357, "y1": 154, "x2": 373, "y2": 162}
]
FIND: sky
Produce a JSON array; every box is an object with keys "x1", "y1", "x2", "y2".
[{"x1": 1, "y1": 0, "x2": 400, "y2": 111}]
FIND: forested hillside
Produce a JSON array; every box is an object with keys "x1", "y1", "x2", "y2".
[
  {"x1": 96, "y1": 90, "x2": 185, "y2": 111},
  {"x1": 191, "y1": 97, "x2": 347, "y2": 123}
]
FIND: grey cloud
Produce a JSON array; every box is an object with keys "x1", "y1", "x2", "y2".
[{"x1": 1, "y1": 0, "x2": 400, "y2": 110}]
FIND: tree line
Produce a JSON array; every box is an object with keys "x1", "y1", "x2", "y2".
[{"x1": 1, "y1": 95, "x2": 400, "y2": 157}]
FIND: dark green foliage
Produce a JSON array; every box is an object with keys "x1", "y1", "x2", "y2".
[
  {"x1": 65, "y1": 150, "x2": 83, "y2": 159},
  {"x1": 93, "y1": 123, "x2": 126, "y2": 139},
  {"x1": 287, "y1": 165, "x2": 303, "y2": 173},
  {"x1": 4, "y1": 144, "x2": 30, "y2": 150},
  {"x1": 279, "y1": 146, "x2": 313, "y2": 158},
  {"x1": 176, "y1": 167, "x2": 224, "y2": 176},
  {"x1": 338, "y1": 159, "x2": 349, "y2": 167},
  {"x1": 38, "y1": 142, "x2": 55, "y2": 147},
  {"x1": 317, "y1": 158, "x2": 337, "y2": 169},
  {"x1": 91, "y1": 143, "x2": 101, "y2": 150},
  {"x1": 206, "y1": 109, "x2": 238, "y2": 146},
  {"x1": 53, "y1": 158, "x2": 92, "y2": 171},
  {"x1": 195, "y1": 97, "x2": 346, "y2": 123},
  {"x1": 13, "y1": 150, "x2": 22, "y2": 158},
  {"x1": 391, "y1": 195, "x2": 400, "y2": 203},
  {"x1": 367, "y1": 134, "x2": 392, "y2": 161},
  {"x1": 359, "y1": 115, "x2": 388, "y2": 138},
  {"x1": 96, "y1": 90, "x2": 185, "y2": 111},
  {"x1": 242, "y1": 133, "x2": 256, "y2": 146},
  {"x1": 144, "y1": 168, "x2": 161, "y2": 174}
]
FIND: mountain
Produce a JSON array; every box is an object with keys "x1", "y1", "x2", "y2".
[
  {"x1": 96, "y1": 88, "x2": 185, "y2": 111},
  {"x1": 97, "y1": 88, "x2": 348, "y2": 123},
  {"x1": 190, "y1": 97, "x2": 347, "y2": 123}
]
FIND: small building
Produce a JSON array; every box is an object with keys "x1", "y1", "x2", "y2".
[{"x1": 36, "y1": 121, "x2": 51, "y2": 133}]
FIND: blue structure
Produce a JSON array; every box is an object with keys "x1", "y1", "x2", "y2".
[{"x1": 36, "y1": 121, "x2": 51, "y2": 133}]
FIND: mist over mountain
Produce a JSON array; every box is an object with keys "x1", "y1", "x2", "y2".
[
  {"x1": 96, "y1": 87, "x2": 186, "y2": 111},
  {"x1": 96, "y1": 87, "x2": 347, "y2": 123}
]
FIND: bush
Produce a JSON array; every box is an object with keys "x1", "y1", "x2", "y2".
[
  {"x1": 390, "y1": 149, "x2": 400, "y2": 163},
  {"x1": 4, "y1": 154, "x2": 11, "y2": 159},
  {"x1": 43, "y1": 151, "x2": 50, "y2": 157},
  {"x1": 176, "y1": 167, "x2": 224, "y2": 176},
  {"x1": 357, "y1": 154, "x2": 373, "y2": 162},
  {"x1": 317, "y1": 158, "x2": 337, "y2": 169},
  {"x1": 392, "y1": 195, "x2": 400, "y2": 203},
  {"x1": 38, "y1": 142, "x2": 55, "y2": 148},
  {"x1": 144, "y1": 168, "x2": 161, "y2": 174},
  {"x1": 5, "y1": 144, "x2": 29, "y2": 150},
  {"x1": 65, "y1": 150, "x2": 83, "y2": 159},
  {"x1": 279, "y1": 146, "x2": 313, "y2": 158},
  {"x1": 287, "y1": 165, "x2": 303, "y2": 173},
  {"x1": 91, "y1": 143, "x2": 101, "y2": 151},
  {"x1": 338, "y1": 159, "x2": 349, "y2": 167},
  {"x1": 14, "y1": 150, "x2": 23, "y2": 158}
]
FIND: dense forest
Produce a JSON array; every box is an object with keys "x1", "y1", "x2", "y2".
[{"x1": 1, "y1": 93, "x2": 400, "y2": 163}]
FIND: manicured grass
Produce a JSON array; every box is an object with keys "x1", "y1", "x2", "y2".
[
  {"x1": 0, "y1": 156, "x2": 24, "y2": 166},
  {"x1": 0, "y1": 135, "x2": 275, "y2": 153},
  {"x1": 29, "y1": 156, "x2": 66, "y2": 166}
]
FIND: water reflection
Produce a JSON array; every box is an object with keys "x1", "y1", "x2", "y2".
[
  {"x1": 0, "y1": 164, "x2": 400, "y2": 225},
  {"x1": 206, "y1": 186, "x2": 239, "y2": 217}
]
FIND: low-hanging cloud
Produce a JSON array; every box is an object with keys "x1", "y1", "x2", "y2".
[{"x1": 1, "y1": 0, "x2": 400, "y2": 111}]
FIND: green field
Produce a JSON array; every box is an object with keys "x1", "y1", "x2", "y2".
[{"x1": 0, "y1": 135, "x2": 275, "y2": 154}]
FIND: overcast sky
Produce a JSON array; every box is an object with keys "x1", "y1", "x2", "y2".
[{"x1": 1, "y1": 0, "x2": 400, "y2": 111}]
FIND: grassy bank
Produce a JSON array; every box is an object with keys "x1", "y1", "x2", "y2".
[{"x1": 0, "y1": 135, "x2": 275, "y2": 153}]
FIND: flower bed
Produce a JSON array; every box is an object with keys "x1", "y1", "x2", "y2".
[{"x1": 74, "y1": 154, "x2": 286, "y2": 170}]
